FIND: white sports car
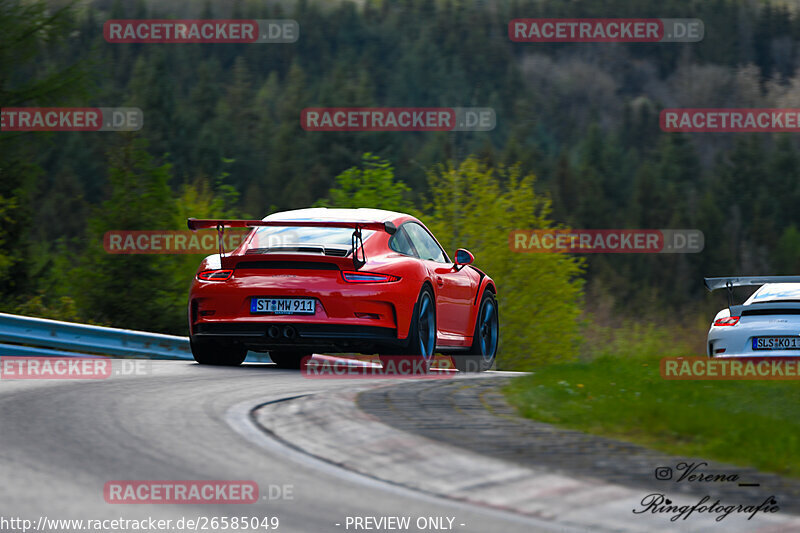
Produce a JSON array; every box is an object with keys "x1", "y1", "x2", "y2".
[{"x1": 705, "y1": 276, "x2": 800, "y2": 357}]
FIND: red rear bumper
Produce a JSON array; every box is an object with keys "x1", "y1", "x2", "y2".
[{"x1": 188, "y1": 269, "x2": 419, "y2": 349}]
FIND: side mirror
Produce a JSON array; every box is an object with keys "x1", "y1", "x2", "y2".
[{"x1": 454, "y1": 248, "x2": 474, "y2": 267}]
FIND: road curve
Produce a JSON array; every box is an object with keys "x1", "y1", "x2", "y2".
[{"x1": 0, "y1": 360, "x2": 549, "y2": 533}]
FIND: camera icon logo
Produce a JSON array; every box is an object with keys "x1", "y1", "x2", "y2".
[{"x1": 654, "y1": 467, "x2": 673, "y2": 480}]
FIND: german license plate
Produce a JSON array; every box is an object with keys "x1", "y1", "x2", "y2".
[
  {"x1": 250, "y1": 298, "x2": 315, "y2": 315},
  {"x1": 753, "y1": 336, "x2": 800, "y2": 350}
]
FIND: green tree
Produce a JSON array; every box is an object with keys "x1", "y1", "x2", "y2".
[
  {"x1": 68, "y1": 138, "x2": 239, "y2": 333},
  {"x1": 0, "y1": 194, "x2": 16, "y2": 283},
  {"x1": 774, "y1": 226, "x2": 800, "y2": 275},
  {"x1": 71, "y1": 138, "x2": 183, "y2": 331},
  {"x1": 425, "y1": 157, "x2": 584, "y2": 369},
  {"x1": 0, "y1": 0, "x2": 87, "y2": 306},
  {"x1": 318, "y1": 153, "x2": 584, "y2": 369},
  {"x1": 316, "y1": 153, "x2": 417, "y2": 214}
]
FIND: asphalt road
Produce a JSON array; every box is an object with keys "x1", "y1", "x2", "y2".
[{"x1": 0, "y1": 360, "x2": 551, "y2": 533}]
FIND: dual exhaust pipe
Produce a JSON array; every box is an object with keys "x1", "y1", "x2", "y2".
[{"x1": 268, "y1": 325, "x2": 297, "y2": 340}]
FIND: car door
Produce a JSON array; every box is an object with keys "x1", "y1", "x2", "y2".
[{"x1": 402, "y1": 223, "x2": 474, "y2": 337}]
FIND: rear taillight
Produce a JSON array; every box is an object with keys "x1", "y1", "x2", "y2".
[
  {"x1": 341, "y1": 270, "x2": 400, "y2": 283},
  {"x1": 713, "y1": 316, "x2": 740, "y2": 326},
  {"x1": 197, "y1": 269, "x2": 233, "y2": 281}
]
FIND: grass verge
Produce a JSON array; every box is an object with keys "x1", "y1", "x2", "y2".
[{"x1": 504, "y1": 323, "x2": 800, "y2": 477}]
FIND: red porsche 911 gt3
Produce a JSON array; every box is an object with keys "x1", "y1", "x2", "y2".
[{"x1": 186, "y1": 208, "x2": 498, "y2": 371}]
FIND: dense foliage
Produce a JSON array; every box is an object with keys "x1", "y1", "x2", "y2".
[{"x1": 4, "y1": 0, "x2": 800, "y2": 365}]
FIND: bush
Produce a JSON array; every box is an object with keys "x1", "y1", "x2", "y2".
[
  {"x1": 425, "y1": 157, "x2": 584, "y2": 369},
  {"x1": 323, "y1": 154, "x2": 585, "y2": 370}
]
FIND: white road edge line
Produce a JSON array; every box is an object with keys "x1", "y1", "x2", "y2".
[{"x1": 225, "y1": 393, "x2": 587, "y2": 533}]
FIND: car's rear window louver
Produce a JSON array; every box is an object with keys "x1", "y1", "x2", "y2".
[
  {"x1": 245, "y1": 246, "x2": 350, "y2": 257},
  {"x1": 234, "y1": 261, "x2": 339, "y2": 270},
  {"x1": 246, "y1": 246, "x2": 324, "y2": 255}
]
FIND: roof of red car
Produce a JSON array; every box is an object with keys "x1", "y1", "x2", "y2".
[{"x1": 263, "y1": 208, "x2": 412, "y2": 225}]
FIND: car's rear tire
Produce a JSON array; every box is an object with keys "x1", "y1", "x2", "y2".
[
  {"x1": 269, "y1": 350, "x2": 310, "y2": 369},
  {"x1": 190, "y1": 338, "x2": 247, "y2": 366},
  {"x1": 384, "y1": 285, "x2": 437, "y2": 372},
  {"x1": 454, "y1": 290, "x2": 498, "y2": 372}
]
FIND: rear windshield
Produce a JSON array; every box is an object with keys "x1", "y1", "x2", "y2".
[
  {"x1": 747, "y1": 284, "x2": 800, "y2": 303},
  {"x1": 248, "y1": 226, "x2": 375, "y2": 250}
]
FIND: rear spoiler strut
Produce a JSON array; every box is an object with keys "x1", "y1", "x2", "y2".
[
  {"x1": 187, "y1": 218, "x2": 397, "y2": 270},
  {"x1": 704, "y1": 276, "x2": 800, "y2": 310}
]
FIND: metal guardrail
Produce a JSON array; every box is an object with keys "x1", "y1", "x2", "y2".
[{"x1": 0, "y1": 313, "x2": 192, "y2": 359}]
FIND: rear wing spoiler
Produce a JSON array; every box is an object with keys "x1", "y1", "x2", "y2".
[
  {"x1": 187, "y1": 218, "x2": 398, "y2": 269},
  {"x1": 187, "y1": 218, "x2": 397, "y2": 234},
  {"x1": 704, "y1": 276, "x2": 800, "y2": 311},
  {"x1": 704, "y1": 276, "x2": 800, "y2": 292}
]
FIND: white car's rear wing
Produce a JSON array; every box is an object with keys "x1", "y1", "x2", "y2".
[
  {"x1": 704, "y1": 276, "x2": 800, "y2": 292},
  {"x1": 705, "y1": 276, "x2": 800, "y2": 311}
]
